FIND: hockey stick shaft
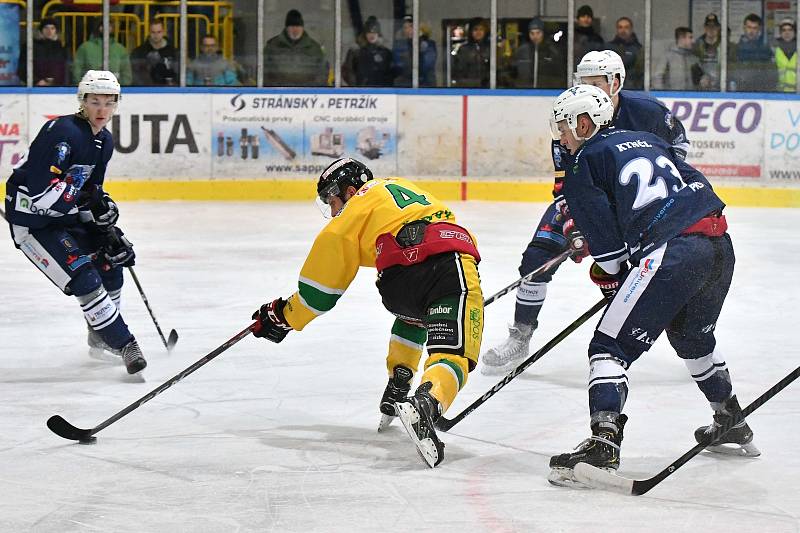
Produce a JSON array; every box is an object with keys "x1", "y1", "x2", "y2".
[
  {"x1": 483, "y1": 249, "x2": 572, "y2": 306},
  {"x1": 435, "y1": 298, "x2": 607, "y2": 431},
  {"x1": 127, "y1": 265, "x2": 177, "y2": 350},
  {"x1": 631, "y1": 363, "x2": 800, "y2": 495},
  {"x1": 47, "y1": 323, "x2": 256, "y2": 441}
]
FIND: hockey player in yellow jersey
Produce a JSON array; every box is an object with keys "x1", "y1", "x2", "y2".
[{"x1": 251, "y1": 158, "x2": 484, "y2": 468}]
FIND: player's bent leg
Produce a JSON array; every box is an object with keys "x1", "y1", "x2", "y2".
[
  {"x1": 395, "y1": 254, "x2": 482, "y2": 467},
  {"x1": 482, "y1": 210, "x2": 566, "y2": 375},
  {"x1": 395, "y1": 352, "x2": 470, "y2": 469},
  {"x1": 70, "y1": 270, "x2": 147, "y2": 375},
  {"x1": 378, "y1": 319, "x2": 425, "y2": 431}
]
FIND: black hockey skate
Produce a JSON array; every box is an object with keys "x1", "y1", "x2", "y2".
[
  {"x1": 120, "y1": 338, "x2": 147, "y2": 375},
  {"x1": 694, "y1": 395, "x2": 760, "y2": 457},
  {"x1": 548, "y1": 412, "x2": 628, "y2": 488},
  {"x1": 395, "y1": 382, "x2": 445, "y2": 468},
  {"x1": 378, "y1": 365, "x2": 413, "y2": 432}
]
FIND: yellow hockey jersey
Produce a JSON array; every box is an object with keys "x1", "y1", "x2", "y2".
[{"x1": 283, "y1": 177, "x2": 459, "y2": 331}]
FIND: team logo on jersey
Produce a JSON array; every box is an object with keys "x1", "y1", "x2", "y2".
[{"x1": 54, "y1": 142, "x2": 70, "y2": 165}]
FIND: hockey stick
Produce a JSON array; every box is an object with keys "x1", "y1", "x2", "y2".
[
  {"x1": 434, "y1": 298, "x2": 607, "y2": 432},
  {"x1": 574, "y1": 363, "x2": 800, "y2": 495},
  {"x1": 127, "y1": 265, "x2": 178, "y2": 351},
  {"x1": 483, "y1": 249, "x2": 573, "y2": 306},
  {"x1": 46, "y1": 323, "x2": 256, "y2": 443}
]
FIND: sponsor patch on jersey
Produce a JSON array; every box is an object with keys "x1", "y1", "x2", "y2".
[
  {"x1": 49, "y1": 165, "x2": 62, "y2": 175},
  {"x1": 66, "y1": 254, "x2": 90, "y2": 271},
  {"x1": 60, "y1": 237, "x2": 76, "y2": 251},
  {"x1": 427, "y1": 297, "x2": 458, "y2": 320}
]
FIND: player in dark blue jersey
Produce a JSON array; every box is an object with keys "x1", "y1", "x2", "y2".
[
  {"x1": 4, "y1": 70, "x2": 146, "y2": 375},
  {"x1": 545, "y1": 84, "x2": 758, "y2": 488},
  {"x1": 482, "y1": 50, "x2": 692, "y2": 375}
]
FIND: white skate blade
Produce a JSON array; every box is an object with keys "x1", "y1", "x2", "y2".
[
  {"x1": 480, "y1": 360, "x2": 523, "y2": 376},
  {"x1": 88, "y1": 346, "x2": 122, "y2": 363},
  {"x1": 547, "y1": 466, "x2": 591, "y2": 489},
  {"x1": 706, "y1": 441, "x2": 761, "y2": 457},
  {"x1": 395, "y1": 402, "x2": 441, "y2": 468},
  {"x1": 377, "y1": 413, "x2": 395, "y2": 432}
]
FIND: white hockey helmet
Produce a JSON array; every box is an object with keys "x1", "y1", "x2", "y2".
[
  {"x1": 77, "y1": 70, "x2": 121, "y2": 112},
  {"x1": 551, "y1": 84, "x2": 614, "y2": 141},
  {"x1": 575, "y1": 50, "x2": 626, "y2": 96}
]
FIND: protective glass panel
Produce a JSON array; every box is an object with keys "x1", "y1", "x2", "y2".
[
  {"x1": 569, "y1": 2, "x2": 646, "y2": 91},
  {"x1": 728, "y1": 0, "x2": 784, "y2": 93},
  {"x1": 417, "y1": 0, "x2": 489, "y2": 87},
  {"x1": 497, "y1": 0, "x2": 568, "y2": 88},
  {"x1": 652, "y1": 0, "x2": 721, "y2": 91},
  {"x1": 1, "y1": 0, "x2": 25, "y2": 86},
  {"x1": 262, "y1": 0, "x2": 333, "y2": 87},
  {"x1": 340, "y1": 1, "x2": 401, "y2": 87}
]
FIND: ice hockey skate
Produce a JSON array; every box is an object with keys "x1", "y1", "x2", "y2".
[
  {"x1": 395, "y1": 382, "x2": 445, "y2": 467},
  {"x1": 548, "y1": 413, "x2": 627, "y2": 488},
  {"x1": 377, "y1": 365, "x2": 413, "y2": 432},
  {"x1": 694, "y1": 395, "x2": 760, "y2": 457},
  {"x1": 480, "y1": 322, "x2": 535, "y2": 375},
  {"x1": 120, "y1": 338, "x2": 147, "y2": 375},
  {"x1": 87, "y1": 327, "x2": 120, "y2": 361}
]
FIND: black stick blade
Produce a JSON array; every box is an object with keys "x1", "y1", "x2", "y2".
[
  {"x1": 166, "y1": 329, "x2": 179, "y2": 351},
  {"x1": 47, "y1": 415, "x2": 94, "y2": 441}
]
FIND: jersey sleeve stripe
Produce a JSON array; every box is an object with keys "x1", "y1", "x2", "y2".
[
  {"x1": 298, "y1": 276, "x2": 345, "y2": 295},
  {"x1": 297, "y1": 282, "x2": 340, "y2": 314}
]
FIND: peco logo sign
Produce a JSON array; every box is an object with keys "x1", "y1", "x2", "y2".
[{"x1": 670, "y1": 100, "x2": 761, "y2": 133}]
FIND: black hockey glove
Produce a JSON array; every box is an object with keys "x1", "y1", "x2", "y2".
[
  {"x1": 252, "y1": 298, "x2": 292, "y2": 343},
  {"x1": 590, "y1": 262, "x2": 629, "y2": 302},
  {"x1": 78, "y1": 186, "x2": 119, "y2": 228},
  {"x1": 557, "y1": 202, "x2": 589, "y2": 263},
  {"x1": 100, "y1": 227, "x2": 135, "y2": 269}
]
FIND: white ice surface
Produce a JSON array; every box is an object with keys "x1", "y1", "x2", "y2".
[{"x1": 1, "y1": 201, "x2": 799, "y2": 532}]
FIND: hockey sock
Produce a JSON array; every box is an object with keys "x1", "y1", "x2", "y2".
[
  {"x1": 588, "y1": 353, "x2": 629, "y2": 414},
  {"x1": 76, "y1": 286, "x2": 132, "y2": 350},
  {"x1": 684, "y1": 350, "x2": 732, "y2": 403},
  {"x1": 513, "y1": 280, "x2": 546, "y2": 325},
  {"x1": 420, "y1": 353, "x2": 469, "y2": 412},
  {"x1": 108, "y1": 288, "x2": 122, "y2": 311},
  {"x1": 386, "y1": 319, "x2": 426, "y2": 373}
]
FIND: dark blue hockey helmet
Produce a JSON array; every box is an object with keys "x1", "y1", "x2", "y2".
[{"x1": 316, "y1": 157, "x2": 373, "y2": 205}]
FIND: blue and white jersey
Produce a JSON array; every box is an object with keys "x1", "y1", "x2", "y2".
[
  {"x1": 5, "y1": 114, "x2": 113, "y2": 229},
  {"x1": 562, "y1": 128, "x2": 724, "y2": 274},
  {"x1": 552, "y1": 90, "x2": 688, "y2": 202}
]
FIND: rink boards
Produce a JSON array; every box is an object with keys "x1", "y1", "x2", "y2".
[{"x1": 1, "y1": 88, "x2": 800, "y2": 207}]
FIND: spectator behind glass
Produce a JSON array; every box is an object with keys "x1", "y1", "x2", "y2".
[
  {"x1": 653, "y1": 27, "x2": 702, "y2": 90},
  {"x1": 773, "y1": 18, "x2": 797, "y2": 92},
  {"x1": 574, "y1": 4, "x2": 604, "y2": 64},
  {"x1": 33, "y1": 18, "x2": 67, "y2": 85},
  {"x1": 72, "y1": 19, "x2": 132, "y2": 85},
  {"x1": 264, "y1": 9, "x2": 328, "y2": 87},
  {"x1": 730, "y1": 13, "x2": 777, "y2": 91},
  {"x1": 452, "y1": 17, "x2": 490, "y2": 87},
  {"x1": 393, "y1": 16, "x2": 437, "y2": 87},
  {"x1": 511, "y1": 17, "x2": 565, "y2": 88},
  {"x1": 606, "y1": 16, "x2": 643, "y2": 89},
  {"x1": 131, "y1": 20, "x2": 178, "y2": 85},
  {"x1": 187, "y1": 35, "x2": 239, "y2": 85},
  {"x1": 342, "y1": 16, "x2": 393, "y2": 87}
]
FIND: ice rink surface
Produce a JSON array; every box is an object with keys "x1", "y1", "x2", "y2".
[{"x1": 1, "y1": 201, "x2": 799, "y2": 532}]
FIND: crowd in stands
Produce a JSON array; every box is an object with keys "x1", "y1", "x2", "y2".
[{"x1": 8, "y1": 4, "x2": 799, "y2": 92}]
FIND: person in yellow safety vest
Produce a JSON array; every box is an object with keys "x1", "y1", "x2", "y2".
[{"x1": 773, "y1": 18, "x2": 797, "y2": 92}]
